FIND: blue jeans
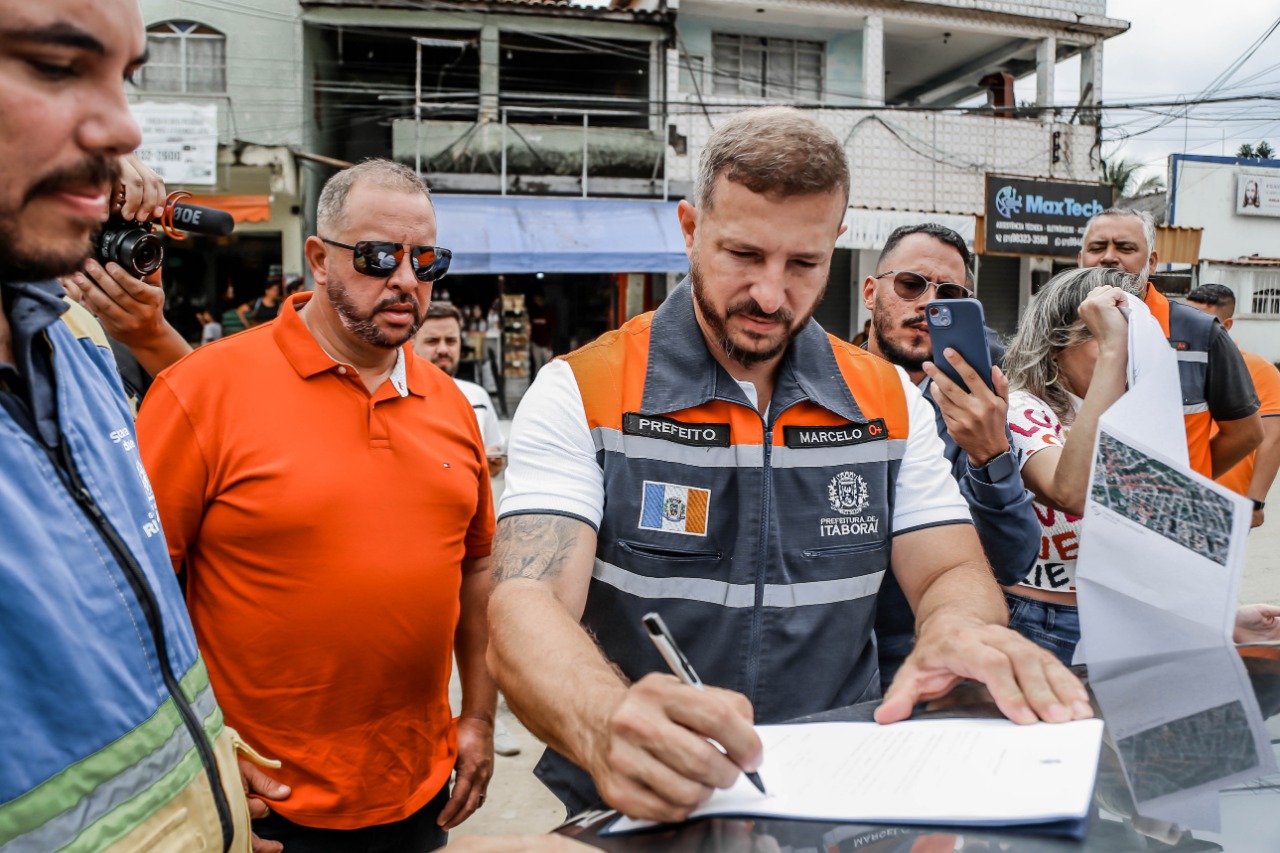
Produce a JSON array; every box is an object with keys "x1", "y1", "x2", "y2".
[{"x1": 1005, "y1": 593, "x2": 1080, "y2": 666}]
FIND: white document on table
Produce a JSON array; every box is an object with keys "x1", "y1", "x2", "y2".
[{"x1": 605, "y1": 718, "x2": 1105, "y2": 835}]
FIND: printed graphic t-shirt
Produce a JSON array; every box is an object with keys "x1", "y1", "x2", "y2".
[{"x1": 1007, "y1": 389, "x2": 1081, "y2": 593}]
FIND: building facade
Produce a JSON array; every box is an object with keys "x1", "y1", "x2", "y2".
[
  {"x1": 300, "y1": 0, "x2": 679, "y2": 403},
  {"x1": 134, "y1": 1, "x2": 306, "y2": 341},
  {"x1": 663, "y1": 0, "x2": 1127, "y2": 338},
  {"x1": 1170, "y1": 153, "x2": 1280, "y2": 361},
  {"x1": 132, "y1": 1, "x2": 1132, "y2": 361}
]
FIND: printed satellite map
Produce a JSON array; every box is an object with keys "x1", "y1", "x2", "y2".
[
  {"x1": 1090, "y1": 431, "x2": 1234, "y2": 565},
  {"x1": 1115, "y1": 700, "x2": 1258, "y2": 802}
]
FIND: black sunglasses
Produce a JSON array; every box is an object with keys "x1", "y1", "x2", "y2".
[
  {"x1": 875, "y1": 270, "x2": 972, "y2": 302},
  {"x1": 321, "y1": 238, "x2": 452, "y2": 283}
]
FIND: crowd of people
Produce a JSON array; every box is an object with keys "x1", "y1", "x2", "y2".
[{"x1": 3, "y1": 2, "x2": 1280, "y2": 852}]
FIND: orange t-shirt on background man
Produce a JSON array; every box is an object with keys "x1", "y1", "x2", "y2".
[
  {"x1": 1216, "y1": 349, "x2": 1280, "y2": 495},
  {"x1": 137, "y1": 294, "x2": 494, "y2": 829}
]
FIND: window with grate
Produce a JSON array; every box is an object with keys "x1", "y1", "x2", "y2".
[
  {"x1": 679, "y1": 54, "x2": 706, "y2": 94},
  {"x1": 711, "y1": 33, "x2": 823, "y2": 101},
  {"x1": 1252, "y1": 282, "x2": 1280, "y2": 315},
  {"x1": 139, "y1": 21, "x2": 226, "y2": 94}
]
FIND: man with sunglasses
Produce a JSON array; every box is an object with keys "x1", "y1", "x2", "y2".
[
  {"x1": 862, "y1": 223, "x2": 1040, "y2": 686},
  {"x1": 137, "y1": 159, "x2": 497, "y2": 851}
]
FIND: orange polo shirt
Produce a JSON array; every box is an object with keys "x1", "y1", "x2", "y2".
[
  {"x1": 1216, "y1": 348, "x2": 1280, "y2": 495},
  {"x1": 137, "y1": 293, "x2": 493, "y2": 828}
]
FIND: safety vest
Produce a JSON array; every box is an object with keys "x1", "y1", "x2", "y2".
[
  {"x1": 533, "y1": 283, "x2": 911, "y2": 811},
  {"x1": 1144, "y1": 286, "x2": 1216, "y2": 478}
]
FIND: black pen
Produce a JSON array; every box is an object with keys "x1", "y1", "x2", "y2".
[{"x1": 642, "y1": 612, "x2": 767, "y2": 795}]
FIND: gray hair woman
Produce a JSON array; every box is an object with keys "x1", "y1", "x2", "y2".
[{"x1": 1000, "y1": 266, "x2": 1136, "y2": 664}]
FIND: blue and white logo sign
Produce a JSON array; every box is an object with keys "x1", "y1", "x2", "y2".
[
  {"x1": 995, "y1": 185, "x2": 1023, "y2": 219},
  {"x1": 985, "y1": 174, "x2": 1114, "y2": 258}
]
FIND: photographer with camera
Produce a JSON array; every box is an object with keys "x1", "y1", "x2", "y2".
[
  {"x1": 62, "y1": 154, "x2": 242, "y2": 399},
  {"x1": 61, "y1": 155, "x2": 190, "y2": 369}
]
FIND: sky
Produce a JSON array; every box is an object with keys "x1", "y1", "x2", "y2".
[{"x1": 1013, "y1": 0, "x2": 1280, "y2": 185}]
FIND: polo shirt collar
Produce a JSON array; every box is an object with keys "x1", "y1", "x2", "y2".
[
  {"x1": 640, "y1": 280, "x2": 868, "y2": 423},
  {"x1": 1142, "y1": 283, "x2": 1172, "y2": 337},
  {"x1": 274, "y1": 292, "x2": 426, "y2": 397}
]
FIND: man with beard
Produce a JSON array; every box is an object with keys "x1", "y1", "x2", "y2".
[
  {"x1": 487, "y1": 107, "x2": 1093, "y2": 824},
  {"x1": 137, "y1": 159, "x2": 498, "y2": 851},
  {"x1": 862, "y1": 223, "x2": 1039, "y2": 684},
  {"x1": 414, "y1": 302, "x2": 508, "y2": 479},
  {"x1": 1078, "y1": 208, "x2": 1261, "y2": 479},
  {"x1": 0, "y1": 1, "x2": 288, "y2": 850}
]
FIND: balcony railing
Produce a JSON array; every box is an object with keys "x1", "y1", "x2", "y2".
[{"x1": 392, "y1": 99, "x2": 665, "y2": 198}]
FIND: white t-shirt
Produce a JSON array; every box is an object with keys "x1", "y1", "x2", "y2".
[
  {"x1": 499, "y1": 359, "x2": 971, "y2": 534},
  {"x1": 454, "y1": 377, "x2": 505, "y2": 452},
  {"x1": 200, "y1": 321, "x2": 222, "y2": 346},
  {"x1": 1007, "y1": 389, "x2": 1079, "y2": 593}
]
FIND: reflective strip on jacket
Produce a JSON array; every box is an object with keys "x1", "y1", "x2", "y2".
[{"x1": 1144, "y1": 286, "x2": 1216, "y2": 477}]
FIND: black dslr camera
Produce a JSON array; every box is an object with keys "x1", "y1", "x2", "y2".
[
  {"x1": 92, "y1": 216, "x2": 165, "y2": 276},
  {"x1": 92, "y1": 194, "x2": 235, "y2": 277}
]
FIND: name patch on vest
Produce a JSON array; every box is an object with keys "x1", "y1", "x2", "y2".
[
  {"x1": 623, "y1": 413, "x2": 730, "y2": 447},
  {"x1": 783, "y1": 419, "x2": 888, "y2": 449},
  {"x1": 1170, "y1": 340, "x2": 1190, "y2": 351}
]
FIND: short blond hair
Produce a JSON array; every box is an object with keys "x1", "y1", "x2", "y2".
[{"x1": 694, "y1": 107, "x2": 850, "y2": 209}]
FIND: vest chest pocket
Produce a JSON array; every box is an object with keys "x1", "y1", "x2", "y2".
[
  {"x1": 796, "y1": 540, "x2": 889, "y2": 586},
  {"x1": 617, "y1": 539, "x2": 722, "y2": 563},
  {"x1": 801, "y1": 540, "x2": 886, "y2": 559}
]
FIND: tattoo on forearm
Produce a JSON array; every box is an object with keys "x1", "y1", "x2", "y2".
[{"x1": 491, "y1": 515, "x2": 582, "y2": 586}]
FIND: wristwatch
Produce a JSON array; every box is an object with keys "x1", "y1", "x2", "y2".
[
  {"x1": 1253, "y1": 499, "x2": 1266, "y2": 511},
  {"x1": 976, "y1": 449, "x2": 1017, "y2": 483}
]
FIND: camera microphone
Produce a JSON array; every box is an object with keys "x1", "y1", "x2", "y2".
[
  {"x1": 93, "y1": 194, "x2": 239, "y2": 277},
  {"x1": 169, "y1": 202, "x2": 235, "y2": 237}
]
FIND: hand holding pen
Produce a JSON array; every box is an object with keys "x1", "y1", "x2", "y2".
[
  {"x1": 643, "y1": 612, "x2": 767, "y2": 795},
  {"x1": 581, "y1": 618, "x2": 763, "y2": 823}
]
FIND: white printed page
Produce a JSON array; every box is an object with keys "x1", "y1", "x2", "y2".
[
  {"x1": 606, "y1": 719, "x2": 1104, "y2": 834},
  {"x1": 1075, "y1": 297, "x2": 1249, "y2": 667}
]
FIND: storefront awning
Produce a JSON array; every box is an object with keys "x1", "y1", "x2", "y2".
[
  {"x1": 432, "y1": 196, "x2": 687, "y2": 274},
  {"x1": 184, "y1": 194, "x2": 272, "y2": 224}
]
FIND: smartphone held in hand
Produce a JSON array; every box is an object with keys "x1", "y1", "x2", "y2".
[{"x1": 927, "y1": 298, "x2": 994, "y2": 394}]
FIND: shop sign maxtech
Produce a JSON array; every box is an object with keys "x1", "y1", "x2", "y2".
[{"x1": 984, "y1": 175, "x2": 1114, "y2": 258}]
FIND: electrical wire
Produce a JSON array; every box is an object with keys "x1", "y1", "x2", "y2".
[{"x1": 143, "y1": 1, "x2": 1280, "y2": 180}]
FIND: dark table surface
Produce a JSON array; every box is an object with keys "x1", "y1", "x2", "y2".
[{"x1": 554, "y1": 652, "x2": 1280, "y2": 852}]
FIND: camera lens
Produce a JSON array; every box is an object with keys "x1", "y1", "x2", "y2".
[{"x1": 118, "y1": 231, "x2": 164, "y2": 276}]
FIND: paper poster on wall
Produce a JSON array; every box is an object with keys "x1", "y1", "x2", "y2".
[{"x1": 130, "y1": 102, "x2": 219, "y2": 186}]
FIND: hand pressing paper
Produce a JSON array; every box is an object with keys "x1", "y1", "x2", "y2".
[{"x1": 606, "y1": 718, "x2": 1104, "y2": 837}]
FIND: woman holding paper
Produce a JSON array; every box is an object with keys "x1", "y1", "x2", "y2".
[
  {"x1": 1000, "y1": 268, "x2": 1280, "y2": 662},
  {"x1": 999, "y1": 266, "x2": 1136, "y2": 664}
]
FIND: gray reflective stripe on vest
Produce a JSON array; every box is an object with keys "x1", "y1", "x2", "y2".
[
  {"x1": 1184, "y1": 402, "x2": 1209, "y2": 414},
  {"x1": 592, "y1": 427, "x2": 907, "y2": 469},
  {"x1": 1176, "y1": 351, "x2": 1209, "y2": 363},
  {"x1": 771, "y1": 441, "x2": 907, "y2": 469},
  {"x1": 592, "y1": 426, "x2": 763, "y2": 468},
  {"x1": 593, "y1": 558, "x2": 884, "y2": 608},
  {"x1": 0, "y1": 684, "x2": 220, "y2": 853}
]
